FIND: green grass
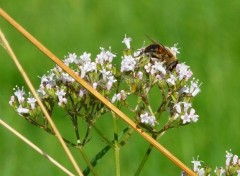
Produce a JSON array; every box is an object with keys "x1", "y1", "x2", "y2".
[{"x1": 1, "y1": 0, "x2": 240, "y2": 175}]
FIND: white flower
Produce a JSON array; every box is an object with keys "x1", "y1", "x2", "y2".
[
  {"x1": 105, "y1": 48, "x2": 116, "y2": 63},
  {"x1": 39, "y1": 72, "x2": 56, "y2": 89},
  {"x1": 139, "y1": 112, "x2": 156, "y2": 126},
  {"x1": 191, "y1": 157, "x2": 201, "y2": 172},
  {"x1": 176, "y1": 63, "x2": 193, "y2": 81},
  {"x1": 96, "y1": 47, "x2": 116, "y2": 65},
  {"x1": 61, "y1": 73, "x2": 74, "y2": 83},
  {"x1": 166, "y1": 74, "x2": 176, "y2": 85},
  {"x1": 121, "y1": 55, "x2": 136, "y2": 72},
  {"x1": 233, "y1": 155, "x2": 238, "y2": 165},
  {"x1": 144, "y1": 63, "x2": 151, "y2": 73},
  {"x1": 79, "y1": 52, "x2": 91, "y2": 64},
  {"x1": 17, "y1": 105, "x2": 29, "y2": 116},
  {"x1": 37, "y1": 87, "x2": 46, "y2": 97},
  {"x1": 40, "y1": 74, "x2": 48, "y2": 84},
  {"x1": 55, "y1": 88, "x2": 67, "y2": 106},
  {"x1": 174, "y1": 102, "x2": 182, "y2": 114},
  {"x1": 219, "y1": 167, "x2": 225, "y2": 176},
  {"x1": 64, "y1": 53, "x2": 77, "y2": 65},
  {"x1": 179, "y1": 79, "x2": 201, "y2": 97},
  {"x1": 170, "y1": 43, "x2": 180, "y2": 57},
  {"x1": 106, "y1": 75, "x2": 117, "y2": 90},
  {"x1": 183, "y1": 102, "x2": 192, "y2": 112},
  {"x1": 174, "y1": 102, "x2": 191, "y2": 114},
  {"x1": 79, "y1": 89, "x2": 87, "y2": 97},
  {"x1": 14, "y1": 86, "x2": 25, "y2": 103},
  {"x1": 188, "y1": 108, "x2": 199, "y2": 122},
  {"x1": 111, "y1": 90, "x2": 127, "y2": 103},
  {"x1": 27, "y1": 97, "x2": 37, "y2": 109},
  {"x1": 174, "y1": 102, "x2": 198, "y2": 124},
  {"x1": 134, "y1": 50, "x2": 142, "y2": 57},
  {"x1": 151, "y1": 61, "x2": 166, "y2": 75},
  {"x1": 189, "y1": 79, "x2": 201, "y2": 96},
  {"x1": 96, "y1": 47, "x2": 106, "y2": 65},
  {"x1": 226, "y1": 150, "x2": 233, "y2": 166},
  {"x1": 79, "y1": 62, "x2": 96, "y2": 78},
  {"x1": 68, "y1": 53, "x2": 77, "y2": 62},
  {"x1": 197, "y1": 168, "x2": 205, "y2": 176},
  {"x1": 122, "y1": 34, "x2": 132, "y2": 49},
  {"x1": 100, "y1": 69, "x2": 111, "y2": 81},
  {"x1": 181, "y1": 112, "x2": 191, "y2": 124}
]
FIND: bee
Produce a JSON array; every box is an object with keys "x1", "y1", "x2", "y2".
[{"x1": 138, "y1": 40, "x2": 178, "y2": 71}]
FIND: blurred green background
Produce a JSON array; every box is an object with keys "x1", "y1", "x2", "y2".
[{"x1": 1, "y1": 0, "x2": 240, "y2": 175}]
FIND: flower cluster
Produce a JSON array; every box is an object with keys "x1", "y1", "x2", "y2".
[
  {"x1": 9, "y1": 86, "x2": 38, "y2": 117},
  {"x1": 190, "y1": 150, "x2": 240, "y2": 176},
  {"x1": 9, "y1": 35, "x2": 201, "y2": 142}
]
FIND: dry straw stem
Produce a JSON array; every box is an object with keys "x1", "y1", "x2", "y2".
[
  {"x1": 0, "y1": 119, "x2": 75, "y2": 176},
  {"x1": 0, "y1": 8, "x2": 196, "y2": 176},
  {"x1": 0, "y1": 28, "x2": 83, "y2": 176}
]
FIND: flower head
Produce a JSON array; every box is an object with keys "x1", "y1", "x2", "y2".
[
  {"x1": 111, "y1": 90, "x2": 127, "y2": 103},
  {"x1": 79, "y1": 52, "x2": 91, "y2": 64},
  {"x1": 166, "y1": 74, "x2": 177, "y2": 85},
  {"x1": 14, "y1": 86, "x2": 25, "y2": 103},
  {"x1": 139, "y1": 112, "x2": 156, "y2": 126},
  {"x1": 96, "y1": 47, "x2": 116, "y2": 65},
  {"x1": 64, "y1": 53, "x2": 77, "y2": 65},
  {"x1": 121, "y1": 55, "x2": 136, "y2": 72},
  {"x1": 55, "y1": 88, "x2": 67, "y2": 106},
  {"x1": 151, "y1": 61, "x2": 166, "y2": 75},
  {"x1": 176, "y1": 63, "x2": 193, "y2": 81}
]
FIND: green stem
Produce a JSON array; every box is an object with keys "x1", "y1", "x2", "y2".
[
  {"x1": 113, "y1": 113, "x2": 120, "y2": 176},
  {"x1": 134, "y1": 145, "x2": 153, "y2": 176},
  {"x1": 91, "y1": 122, "x2": 114, "y2": 148},
  {"x1": 78, "y1": 147, "x2": 98, "y2": 176},
  {"x1": 72, "y1": 115, "x2": 81, "y2": 145},
  {"x1": 83, "y1": 127, "x2": 134, "y2": 175},
  {"x1": 134, "y1": 130, "x2": 166, "y2": 175}
]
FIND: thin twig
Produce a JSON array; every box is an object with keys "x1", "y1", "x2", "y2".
[
  {"x1": 0, "y1": 8, "x2": 196, "y2": 176},
  {"x1": 0, "y1": 118, "x2": 75, "y2": 176},
  {"x1": 0, "y1": 28, "x2": 83, "y2": 176}
]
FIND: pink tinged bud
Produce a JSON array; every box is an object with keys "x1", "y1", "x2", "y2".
[
  {"x1": 9, "y1": 96, "x2": 15, "y2": 106},
  {"x1": 93, "y1": 82, "x2": 98, "y2": 89}
]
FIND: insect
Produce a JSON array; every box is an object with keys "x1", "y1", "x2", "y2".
[{"x1": 138, "y1": 40, "x2": 179, "y2": 71}]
